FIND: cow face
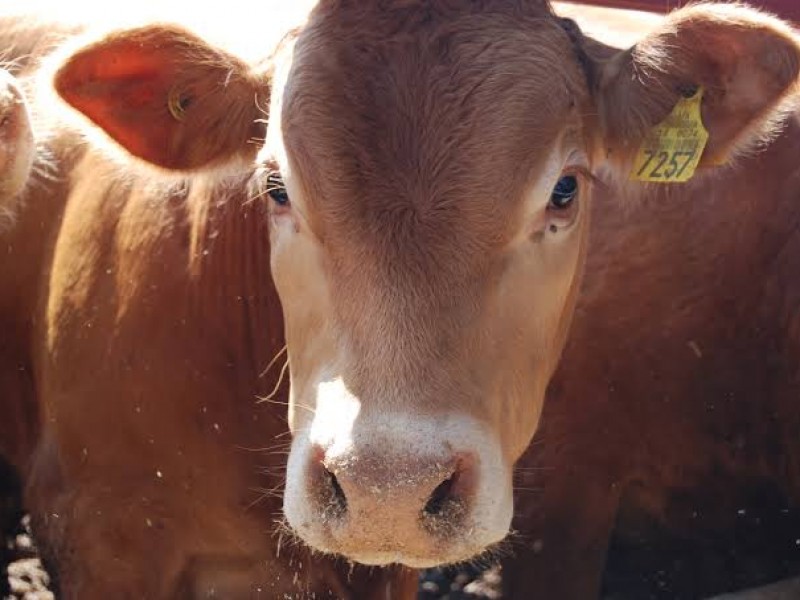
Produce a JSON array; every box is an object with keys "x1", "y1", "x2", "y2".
[
  {"x1": 266, "y1": 2, "x2": 800, "y2": 567},
  {"x1": 265, "y1": 2, "x2": 591, "y2": 566},
  {"x1": 52, "y1": 1, "x2": 800, "y2": 570}
]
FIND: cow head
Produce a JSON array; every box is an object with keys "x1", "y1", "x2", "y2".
[
  {"x1": 53, "y1": 1, "x2": 800, "y2": 568},
  {"x1": 0, "y1": 69, "x2": 35, "y2": 215}
]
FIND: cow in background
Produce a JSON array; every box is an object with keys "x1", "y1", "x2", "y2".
[
  {"x1": 0, "y1": 68, "x2": 34, "y2": 223},
  {"x1": 0, "y1": 11, "x2": 415, "y2": 599}
]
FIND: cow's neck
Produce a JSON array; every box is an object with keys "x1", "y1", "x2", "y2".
[
  {"x1": 539, "y1": 111, "x2": 800, "y2": 492},
  {"x1": 582, "y1": 113, "x2": 800, "y2": 364}
]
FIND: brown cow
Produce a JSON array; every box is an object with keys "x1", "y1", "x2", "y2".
[
  {"x1": 2, "y1": 0, "x2": 800, "y2": 598},
  {"x1": 0, "y1": 13, "x2": 415, "y2": 600},
  {"x1": 265, "y1": 0, "x2": 800, "y2": 588},
  {"x1": 499, "y1": 5, "x2": 800, "y2": 598},
  {"x1": 0, "y1": 68, "x2": 34, "y2": 225}
]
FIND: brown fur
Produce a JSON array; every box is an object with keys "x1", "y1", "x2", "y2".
[
  {"x1": 274, "y1": 0, "x2": 800, "y2": 592},
  {"x1": 0, "y1": 13, "x2": 416, "y2": 600},
  {"x1": 283, "y1": 0, "x2": 587, "y2": 392},
  {"x1": 2, "y1": 1, "x2": 800, "y2": 598},
  {"x1": 53, "y1": 25, "x2": 270, "y2": 170},
  {"x1": 0, "y1": 68, "x2": 35, "y2": 224},
  {"x1": 505, "y1": 112, "x2": 800, "y2": 597},
  {"x1": 503, "y1": 5, "x2": 800, "y2": 598},
  {"x1": 596, "y1": 4, "x2": 800, "y2": 169}
]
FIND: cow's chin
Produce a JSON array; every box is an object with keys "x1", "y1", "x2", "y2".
[
  {"x1": 328, "y1": 544, "x2": 503, "y2": 570},
  {"x1": 284, "y1": 508, "x2": 511, "y2": 569}
]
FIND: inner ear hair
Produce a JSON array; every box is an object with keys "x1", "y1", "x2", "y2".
[{"x1": 596, "y1": 3, "x2": 800, "y2": 170}]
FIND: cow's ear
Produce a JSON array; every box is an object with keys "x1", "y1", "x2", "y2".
[
  {"x1": 595, "y1": 4, "x2": 800, "y2": 171},
  {"x1": 54, "y1": 25, "x2": 268, "y2": 171}
]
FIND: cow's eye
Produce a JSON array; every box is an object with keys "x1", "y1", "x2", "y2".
[
  {"x1": 548, "y1": 175, "x2": 578, "y2": 210},
  {"x1": 267, "y1": 173, "x2": 290, "y2": 206}
]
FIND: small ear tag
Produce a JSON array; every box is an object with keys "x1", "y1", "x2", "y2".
[{"x1": 630, "y1": 87, "x2": 709, "y2": 183}]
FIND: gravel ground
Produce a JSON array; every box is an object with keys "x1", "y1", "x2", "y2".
[
  {"x1": 419, "y1": 565, "x2": 502, "y2": 599},
  {"x1": 4, "y1": 516, "x2": 53, "y2": 600}
]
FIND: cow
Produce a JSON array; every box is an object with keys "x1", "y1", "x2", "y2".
[
  {"x1": 2, "y1": 0, "x2": 800, "y2": 598},
  {"x1": 0, "y1": 12, "x2": 416, "y2": 600},
  {"x1": 262, "y1": 2, "x2": 800, "y2": 596},
  {"x1": 0, "y1": 68, "x2": 34, "y2": 223}
]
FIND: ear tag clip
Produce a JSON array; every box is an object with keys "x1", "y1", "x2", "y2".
[
  {"x1": 167, "y1": 87, "x2": 190, "y2": 122},
  {"x1": 630, "y1": 86, "x2": 709, "y2": 183}
]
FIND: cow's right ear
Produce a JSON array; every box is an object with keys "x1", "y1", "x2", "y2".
[
  {"x1": 53, "y1": 25, "x2": 269, "y2": 171},
  {"x1": 593, "y1": 4, "x2": 800, "y2": 173}
]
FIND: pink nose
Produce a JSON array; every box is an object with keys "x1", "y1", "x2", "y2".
[{"x1": 306, "y1": 445, "x2": 477, "y2": 554}]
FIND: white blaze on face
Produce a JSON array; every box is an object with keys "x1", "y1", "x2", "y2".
[{"x1": 309, "y1": 377, "x2": 361, "y2": 456}]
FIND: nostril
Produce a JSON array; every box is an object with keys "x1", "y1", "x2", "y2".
[
  {"x1": 422, "y1": 454, "x2": 477, "y2": 525},
  {"x1": 325, "y1": 467, "x2": 348, "y2": 513},
  {"x1": 308, "y1": 446, "x2": 348, "y2": 518},
  {"x1": 424, "y1": 470, "x2": 459, "y2": 516}
]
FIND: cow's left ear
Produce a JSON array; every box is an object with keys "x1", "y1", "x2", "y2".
[
  {"x1": 595, "y1": 4, "x2": 800, "y2": 170},
  {"x1": 54, "y1": 25, "x2": 269, "y2": 171}
]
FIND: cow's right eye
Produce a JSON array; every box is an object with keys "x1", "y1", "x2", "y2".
[
  {"x1": 267, "y1": 173, "x2": 290, "y2": 206},
  {"x1": 548, "y1": 175, "x2": 578, "y2": 210}
]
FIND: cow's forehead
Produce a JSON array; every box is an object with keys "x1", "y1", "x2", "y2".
[{"x1": 276, "y1": 1, "x2": 588, "y2": 274}]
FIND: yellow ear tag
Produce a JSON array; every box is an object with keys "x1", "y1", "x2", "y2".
[{"x1": 630, "y1": 87, "x2": 708, "y2": 183}]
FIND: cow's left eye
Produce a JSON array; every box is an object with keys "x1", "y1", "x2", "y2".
[
  {"x1": 548, "y1": 175, "x2": 578, "y2": 210},
  {"x1": 267, "y1": 173, "x2": 290, "y2": 206}
]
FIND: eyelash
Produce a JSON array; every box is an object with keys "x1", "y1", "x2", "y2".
[{"x1": 266, "y1": 172, "x2": 290, "y2": 206}]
